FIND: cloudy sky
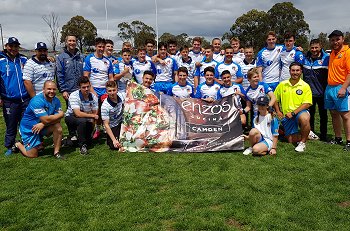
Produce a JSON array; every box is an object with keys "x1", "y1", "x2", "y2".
[{"x1": 0, "y1": 0, "x2": 349, "y2": 49}]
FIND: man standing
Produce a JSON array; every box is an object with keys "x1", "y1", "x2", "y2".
[
  {"x1": 56, "y1": 35, "x2": 84, "y2": 105},
  {"x1": 132, "y1": 46, "x2": 156, "y2": 85},
  {"x1": 104, "y1": 39, "x2": 118, "y2": 63},
  {"x1": 15, "y1": 80, "x2": 64, "y2": 159},
  {"x1": 176, "y1": 45, "x2": 196, "y2": 87},
  {"x1": 230, "y1": 37, "x2": 245, "y2": 64},
  {"x1": 194, "y1": 45, "x2": 219, "y2": 86},
  {"x1": 257, "y1": 31, "x2": 283, "y2": 91},
  {"x1": 216, "y1": 47, "x2": 243, "y2": 84},
  {"x1": 65, "y1": 77, "x2": 98, "y2": 155},
  {"x1": 303, "y1": 39, "x2": 329, "y2": 141},
  {"x1": 145, "y1": 39, "x2": 156, "y2": 61},
  {"x1": 280, "y1": 32, "x2": 305, "y2": 82},
  {"x1": 83, "y1": 37, "x2": 114, "y2": 139},
  {"x1": 23, "y1": 42, "x2": 55, "y2": 97},
  {"x1": 275, "y1": 62, "x2": 312, "y2": 152},
  {"x1": 189, "y1": 37, "x2": 204, "y2": 64},
  {"x1": 0, "y1": 37, "x2": 30, "y2": 156},
  {"x1": 324, "y1": 30, "x2": 350, "y2": 150},
  {"x1": 240, "y1": 45, "x2": 257, "y2": 90},
  {"x1": 212, "y1": 38, "x2": 224, "y2": 63}
]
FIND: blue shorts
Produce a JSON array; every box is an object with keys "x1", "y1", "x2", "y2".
[
  {"x1": 20, "y1": 128, "x2": 47, "y2": 151},
  {"x1": 154, "y1": 81, "x2": 173, "y2": 94},
  {"x1": 257, "y1": 136, "x2": 273, "y2": 151},
  {"x1": 281, "y1": 110, "x2": 308, "y2": 136},
  {"x1": 324, "y1": 85, "x2": 350, "y2": 112},
  {"x1": 93, "y1": 87, "x2": 107, "y2": 98},
  {"x1": 266, "y1": 82, "x2": 279, "y2": 91}
]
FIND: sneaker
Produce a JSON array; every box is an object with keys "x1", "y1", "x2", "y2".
[
  {"x1": 295, "y1": 141, "x2": 306, "y2": 152},
  {"x1": 93, "y1": 130, "x2": 100, "y2": 139},
  {"x1": 80, "y1": 144, "x2": 88, "y2": 155},
  {"x1": 308, "y1": 131, "x2": 319, "y2": 140},
  {"x1": 71, "y1": 135, "x2": 77, "y2": 141},
  {"x1": 329, "y1": 138, "x2": 343, "y2": 145},
  {"x1": 4, "y1": 149, "x2": 13, "y2": 156},
  {"x1": 54, "y1": 152, "x2": 65, "y2": 160},
  {"x1": 344, "y1": 143, "x2": 350, "y2": 151},
  {"x1": 243, "y1": 147, "x2": 253, "y2": 155}
]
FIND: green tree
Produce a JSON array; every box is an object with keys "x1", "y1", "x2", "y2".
[
  {"x1": 60, "y1": 15, "x2": 97, "y2": 52},
  {"x1": 222, "y1": 9, "x2": 269, "y2": 50},
  {"x1": 118, "y1": 20, "x2": 155, "y2": 48},
  {"x1": 267, "y1": 2, "x2": 310, "y2": 49},
  {"x1": 159, "y1": 32, "x2": 191, "y2": 48},
  {"x1": 317, "y1": 32, "x2": 330, "y2": 50}
]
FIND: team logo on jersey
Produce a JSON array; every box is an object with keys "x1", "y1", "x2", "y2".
[
  {"x1": 318, "y1": 60, "x2": 323, "y2": 65},
  {"x1": 290, "y1": 53, "x2": 295, "y2": 58},
  {"x1": 267, "y1": 60, "x2": 273, "y2": 66},
  {"x1": 43, "y1": 73, "x2": 47, "y2": 77},
  {"x1": 299, "y1": 55, "x2": 303, "y2": 61},
  {"x1": 135, "y1": 69, "x2": 141, "y2": 74},
  {"x1": 215, "y1": 86, "x2": 220, "y2": 90},
  {"x1": 267, "y1": 122, "x2": 271, "y2": 127},
  {"x1": 232, "y1": 66, "x2": 236, "y2": 71},
  {"x1": 296, "y1": 89, "x2": 303, "y2": 95},
  {"x1": 259, "y1": 88, "x2": 264, "y2": 93}
]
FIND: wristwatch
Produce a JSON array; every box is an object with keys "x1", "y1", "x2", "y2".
[{"x1": 291, "y1": 111, "x2": 296, "y2": 117}]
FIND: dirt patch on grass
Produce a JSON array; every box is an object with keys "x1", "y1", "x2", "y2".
[
  {"x1": 226, "y1": 218, "x2": 244, "y2": 230},
  {"x1": 338, "y1": 201, "x2": 350, "y2": 208}
]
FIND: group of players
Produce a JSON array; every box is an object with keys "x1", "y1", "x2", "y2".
[{"x1": 1, "y1": 28, "x2": 349, "y2": 158}]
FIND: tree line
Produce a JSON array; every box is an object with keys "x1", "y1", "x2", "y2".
[{"x1": 44, "y1": 1, "x2": 349, "y2": 52}]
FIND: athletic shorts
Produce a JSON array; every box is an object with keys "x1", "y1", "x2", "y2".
[
  {"x1": 324, "y1": 85, "x2": 350, "y2": 112},
  {"x1": 153, "y1": 81, "x2": 173, "y2": 94},
  {"x1": 266, "y1": 82, "x2": 279, "y2": 92},
  {"x1": 257, "y1": 136, "x2": 273, "y2": 151},
  {"x1": 19, "y1": 128, "x2": 48, "y2": 151},
  {"x1": 281, "y1": 110, "x2": 308, "y2": 136},
  {"x1": 93, "y1": 87, "x2": 107, "y2": 98}
]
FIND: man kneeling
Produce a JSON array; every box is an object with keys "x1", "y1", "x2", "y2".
[
  {"x1": 16, "y1": 81, "x2": 64, "y2": 159},
  {"x1": 65, "y1": 76, "x2": 98, "y2": 155}
]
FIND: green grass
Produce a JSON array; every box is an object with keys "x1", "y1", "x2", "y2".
[{"x1": 1, "y1": 97, "x2": 350, "y2": 230}]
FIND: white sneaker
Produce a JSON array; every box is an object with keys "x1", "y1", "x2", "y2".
[
  {"x1": 243, "y1": 147, "x2": 253, "y2": 155},
  {"x1": 308, "y1": 131, "x2": 319, "y2": 140},
  {"x1": 295, "y1": 141, "x2": 306, "y2": 152},
  {"x1": 71, "y1": 135, "x2": 77, "y2": 141}
]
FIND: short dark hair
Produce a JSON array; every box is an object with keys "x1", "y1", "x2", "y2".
[
  {"x1": 289, "y1": 61, "x2": 303, "y2": 70},
  {"x1": 284, "y1": 31, "x2": 295, "y2": 40},
  {"x1": 204, "y1": 66, "x2": 215, "y2": 75},
  {"x1": 137, "y1": 46, "x2": 146, "y2": 53},
  {"x1": 177, "y1": 66, "x2": 189, "y2": 75},
  {"x1": 78, "y1": 76, "x2": 90, "y2": 86},
  {"x1": 105, "y1": 39, "x2": 114, "y2": 45},
  {"x1": 167, "y1": 39, "x2": 177, "y2": 46},
  {"x1": 106, "y1": 80, "x2": 117, "y2": 88},
  {"x1": 310, "y1": 39, "x2": 321, "y2": 46},
  {"x1": 158, "y1": 42, "x2": 167, "y2": 50},
  {"x1": 221, "y1": 70, "x2": 231, "y2": 77},
  {"x1": 145, "y1": 39, "x2": 155, "y2": 46},
  {"x1": 203, "y1": 45, "x2": 214, "y2": 51},
  {"x1": 192, "y1": 37, "x2": 202, "y2": 44},
  {"x1": 95, "y1": 37, "x2": 106, "y2": 45},
  {"x1": 122, "y1": 48, "x2": 131, "y2": 54},
  {"x1": 179, "y1": 45, "x2": 189, "y2": 52},
  {"x1": 143, "y1": 70, "x2": 155, "y2": 79}
]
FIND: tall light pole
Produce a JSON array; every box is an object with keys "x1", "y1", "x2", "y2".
[
  {"x1": 154, "y1": 0, "x2": 159, "y2": 48},
  {"x1": 0, "y1": 24, "x2": 4, "y2": 50},
  {"x1": 104, "y1": 0, "x2": 109, "y2": 39}
]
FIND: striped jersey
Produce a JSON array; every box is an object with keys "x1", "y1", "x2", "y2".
[
  {"x1": 101, "y1": 94, "x2": 124, "y2": 128},
  {"x1": 65, "y1": 90, "x2": 98, "y2": 118}
]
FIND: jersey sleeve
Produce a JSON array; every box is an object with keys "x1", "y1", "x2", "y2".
[
  {"x1": 194, "y1": 85, "x2": 202, "y2": 99},
  {"x1": 235, "y1": 63, "x2": 243, "y2": 78},
  {"x1": 295, "y1": 50, "x2": 305, "y2": 64},
  {"x1": 113, "y1": 63, "x2": 121, "y2": 74},
  {"x1": 100, "y1": 101, "x2": 109, "y2": 121},
  {"x1": 150, "y1": 61, "x2": 157, "y2": 75},
  {"x1": 29, "y1": 99, "x2": 48, "y2": 118},
  {"x1": 262, "y1": 82, "x2": 273, "y2": 93},
  {"x1": 68, "y1": 93, "x2": 81, "y2": 110},
  {"x1": 271, "y1": 117, "x2": 279, "y2": 136},
  {"x1": 22, "y1": 61, "x2": 34, "y2": 81},
  {"x1": 107, "y1": 60, "x2": 114, "y2": 74},
  {"x1": 256, "y1": 50, "x2": 264, "y2": 67},
  {"x1": 167, "y1": 84, "x2": 174, "y2": 96},
  {"x1": 92, "y1": 94, "x2": 99, "y2": 111},
  {"x1": 83, "y1": 55, "x2": 91, "y2": 72},
  {"x1": 194, "y1": 66, "x2": 200, "y2": 77}
]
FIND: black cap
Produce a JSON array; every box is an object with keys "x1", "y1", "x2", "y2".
[
  {"x1": 6, "y1": 37, "x2": 20, "y2": 45},
  {"x1": 35, "y1": 42, "x2": 48, "y2": 50},
  {"x1": 328, "y1": 30, "x2": 344, "y2": 38},
  {"x1": 257, "y1": 96, "x2": 269, "y2": 106}
]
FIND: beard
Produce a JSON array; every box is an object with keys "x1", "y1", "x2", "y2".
[{"x1": 38, "y1": 54, "x2": 47, "y2": 61}]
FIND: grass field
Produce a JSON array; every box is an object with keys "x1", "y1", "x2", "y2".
[{"x1": 1, "y1": 96, "x2": 350, "y2": 231}]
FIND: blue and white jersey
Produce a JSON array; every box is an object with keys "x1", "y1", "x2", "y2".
[
  {"x1": 256, "y1": 45, "x2": 283, "y2": 84},
  {"x1": 176, "y1": 57, "x2": 197, "y2": 85},
  {"x1": 19, "y1": 92, "x2": 62, "y2": 134},
  {"x1": 245, "y1": 82, "x2": 272, "y2": 114},
  {"x1": 65, "y1": 90, "x2": 98, "y2": 117},
  {"x1": 194, "y1": 60, "x2": 219, "y2": 84},
  {"x1": 167, "y1": 82, "x2": 194, "y2": 98},
  {"x1": 216, "y1": 61, "x2": 243, "y2": 82},
  {"x1": 213, "y1": 52, "x2": 225, "y2": 63},
  {"x1": 155, "y1": 56, "x2": 178, "y2": 82},
  {"x1": 217, "y1": 83, "x2": 245, "y2": 99},
  {"x1": 280, "y1": 47, "x2": 304, "y2": 81},
  {"x1": 189, "y1": 50, "x2": 204, "y2": 64},
  {"x1": 194, "y1": 82, "x2": 221, "y2": 100},
  {"x1": 239, "y1": 59, "x2": 256, "y2": 90},
  {"x1": 105, "y1": 55, "x2": 118, "y2": 63},
  {"x1": 101, "y1": 94, "x2": 124, "y2": 128},
  {"x1": 113, "y1": 61, "x2": 133, "y2": 92},
  {"x1": 83, "y1": 54, "x2": 113, "y2": 88},
  {"x1": 145, "y1": 54, "x2": 152, "y2": 62},
  {"x1": 132, "y1": 60, "x2": 156, "y2": 84},
  {"x1": 253, "y1": 113, "x2": 279, "y2": 142},
  {"x1": 22, "y1": 57, "x2": 55, "y2": 94},
  {"x1": 232, "y1": 52, "x2": 245, "y2": 64}
]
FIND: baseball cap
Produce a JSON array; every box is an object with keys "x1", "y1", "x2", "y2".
[
  {"x1": 256, "y1": 96, "x2": 269, "y2": 106},
  {"x1": 35, "y1": 42, "x2": 48, "y2": 50},
  {"x1": 6, "y1": 37, "x2": 20, "y2": 45},
  {"x1": 328, "y1": 30, "x2": 344, "y2": 38}
]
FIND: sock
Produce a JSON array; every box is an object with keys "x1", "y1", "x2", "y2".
[{"x1": 335, "y1": 137, "x2": 342, "y2": 141}]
